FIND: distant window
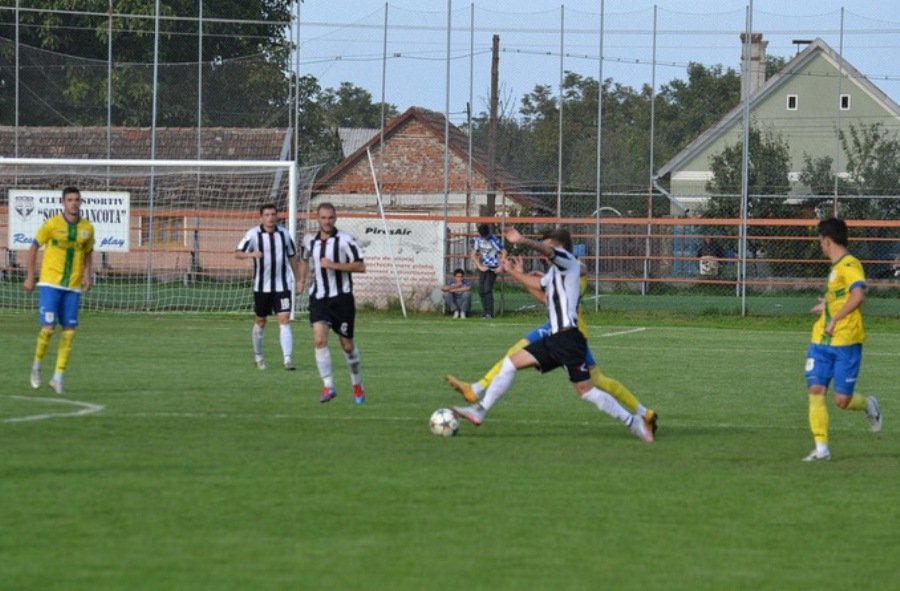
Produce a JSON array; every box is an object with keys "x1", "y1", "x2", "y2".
[
  {"x1": 787, "y1": 95, "x2": 798, "y2": 110},
  {"x1": 840, "y1": 94, "x2": 851, "y2": 110}
]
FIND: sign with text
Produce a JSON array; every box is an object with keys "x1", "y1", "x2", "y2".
[
  {"x1": 8, "y1": 189, "x2": 131, "y2": 252},
  {"x1": 335, "y1": 217, "x2": 446, "y2": 308}
]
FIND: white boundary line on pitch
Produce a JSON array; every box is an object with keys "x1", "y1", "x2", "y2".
[
  {"x1": 599, "y1": 327, "x2": 647, "y2": 337},
  {"x1": 3, "y1": 396, "x2": 105, "y2": 423}
]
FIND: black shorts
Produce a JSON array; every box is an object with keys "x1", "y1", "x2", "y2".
[
  {"x1": 524, "y1": 328, "x2": 590, "y2": 383},
  {"x1": 254, "y1": 291, "x2": 293, "y2": 318},
  {"x1": 308, "y1": 293, "x2": 356, "y2": 338}
]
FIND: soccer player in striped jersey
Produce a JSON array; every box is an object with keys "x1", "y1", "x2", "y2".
[
  {"x1": 235, "y1": 203, "x2": 299, "y2": 371},
  {"x1": 446, "y1": 266, "x2": 659, "y2": 435},
  {"x1": 803, "y1": 217, "x2": 882, "y2": 462},
  {"x1": 297, "y1": 202, "x2": 367, "y2": 404},
  {"x1": 24, "y1": 186, "x2": 95, "y2": 395},
  {"x1": 453, "y1": 227, "x2": 652, "y2": 442}
]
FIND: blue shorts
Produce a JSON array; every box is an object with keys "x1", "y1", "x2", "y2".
[
  {"x1": 525, "y1": 322, "x2": 596, "y2": 367},
  {"x1": 804, "y1": 343, "x2": 862, "y2": 396},
  {"x1": 38, "y1": 286, "x2": 81, "y2": 328}
]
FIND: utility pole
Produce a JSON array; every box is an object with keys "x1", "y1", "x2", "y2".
[{"x1": 486, "y1": 34, "x2": 499, "y2": 216}]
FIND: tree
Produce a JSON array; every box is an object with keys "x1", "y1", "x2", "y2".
[
  {"x1": 320, "y1": 82, "x2": 397, "y2": 129},
  {"x1": 799, "y1": 123, "x2": 900, "y2": 221},
  {"x1": 656, "y1": 63, "x2": 741, "y2": 161},
  {"x1": 0, "y1": 1, "x2": 294, "y2": 127},
  {"x1": 704, "y1": 125, "x2": 792, "y2": 218},
  {"x1": 294, "y1": 75, "x2": 342, "y2": 168}
]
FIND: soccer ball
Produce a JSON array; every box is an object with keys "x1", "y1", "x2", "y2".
[{"x1": 429, "y1": 408, "x2": 459, "y2": 437}]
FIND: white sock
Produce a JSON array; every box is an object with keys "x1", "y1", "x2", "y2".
[
  {"x1": 636, "y1": 404, "x2": 648, "y2": 417},
  {"x1": 279, "y1": 324, "x2": 293, "y2": 360},
  {"x1": 480, "y1": 357, "x2": 516, "y2": 411},
  {"x1": 581, "y1": 387, "x2": 632, "y2": 423},
  {"x1": 471, "y1": 382, "x2": 485, "y2": 397},
  {"x1": 344, "y1": 345, "x2": 362, "y2": 386},
  {"x1": 315, "y1": 346, "x2": 333, "y2": 388},
  {"x1": 252, "y1": 324, "x2": 264, "y2": 359}
]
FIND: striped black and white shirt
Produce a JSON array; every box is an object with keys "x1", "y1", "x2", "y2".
[
  {"x1": 301, "y1": 228, "x2": 363, "y2": 300},
  {"x1": 236, "y1": 224, "x2": 296, "y2": 293},
  {"x1": 540, "y1": 247, "x2": 581, "y2": 333}
]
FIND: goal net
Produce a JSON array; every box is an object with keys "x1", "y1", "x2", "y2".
[{"x1": 1, "y1": 158, "x2": 320, "y2": 313}]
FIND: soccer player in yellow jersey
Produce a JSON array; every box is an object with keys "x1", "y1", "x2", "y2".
[
  {"x1": 803, "y1": 218, "x2": 882, "y2": 462},
  {"x1": 23, "y1": 187, "x2": 95, "y2": 395},
  {"x1": 447, "y1": 257, "x2": 658, "y2": 435}
]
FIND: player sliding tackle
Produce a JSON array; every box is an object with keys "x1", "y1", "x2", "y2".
[
  {"x1": 447, "y1": 255, "x2": 658, "y2": 436},
  {"x1": 452, "y1": 227, "x2": 653, "y2": 443}
]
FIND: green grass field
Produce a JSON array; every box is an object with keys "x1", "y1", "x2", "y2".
[{"x1": 1, "y1": 311, "x2": 898, "y2": 590}]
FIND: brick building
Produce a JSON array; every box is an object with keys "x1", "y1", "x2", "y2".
[{"x1": 311, "y1": 107, "x2": 544, "y2": 216}]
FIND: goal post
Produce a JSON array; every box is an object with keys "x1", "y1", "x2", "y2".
[{"x1": 1, "y1": 158, "x2": 320, "y2": 313}]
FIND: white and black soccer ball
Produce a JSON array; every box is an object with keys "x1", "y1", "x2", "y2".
[{"x1": 429, "y1": 408, "x2": 459, "y2": 437}]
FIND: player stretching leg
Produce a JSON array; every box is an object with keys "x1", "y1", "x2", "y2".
[
  {"x1": 447, "y1": 264, "x2": 658, "y2": 434},
  {"x1": 452, "y1": 228, "x2": 652, "y2": 443}
]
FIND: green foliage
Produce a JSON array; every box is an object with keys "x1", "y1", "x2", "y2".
[
  {"x1": 656, "y1": 63, "x2": 741, "y2": 161},
  {"x1": 1, "y1": 0, "x2": 295, "y2": 127},
  {"x1": 705, "y1": 125, "x2": 793, "y2": 216}
]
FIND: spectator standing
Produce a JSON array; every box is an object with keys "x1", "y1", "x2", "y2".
[{"x1": 470, "y1": 223, "x2": 503, "y2": 319}]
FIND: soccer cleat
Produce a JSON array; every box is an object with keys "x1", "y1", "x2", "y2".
[
  {"x1": 30, "y1": 368, "x2": 41, "y2": 390},
  {"x1": 644, "y1": 409, "x2": 659, "y2": 435},
  {"x1": 460, "y1": 312, "x2": 466, "y2": 319},
  {"x1": 628, "y1": 414, "x2": 653, "y2": 443},
  {"x1": 453, "y1": 310, "x2": 460, "y2": 319},
  {"x1": 452, "y1": 404, "x2": 485, "y2": 426},
  {"x1": 353, "y1": 384, "x2": 366, "y2": 405},
  {"x1": 446, "y1": 374, "x2": 478, "y2": 404},
  {"x1": 802, "y1": 449, "x2": 831, "y2": 462},
  {"x1": 865, "y1": 396, "x2": 882, "y2": 433},
  {"x1": 319, "y1": 386, "x2": 337, "y2": 404},
  {"x1": 48, "y1": 379, "x2": 64, "y2": 396},
  {"x1": 256, "y1": 359, "x2": 267, "y2": 370},
  {"x1": 284, "y1": 358, "x2": 296, "y2": 371}
]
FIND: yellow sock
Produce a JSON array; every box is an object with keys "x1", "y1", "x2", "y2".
[
  {"x1": 808, "y1": 394, "x2": 829, "y2": 445},
  {"x1": 55, "y1": 329, "x2": 75, "y2": 373},
  {"x1": 591, "y1": 367, "x2": 640, "y2": 413},
  {"x1": 478, "y1": 338, "x2": 529, "y2": 391},
  {"x1": 846, "y1": 394, "x2": 868, "y2": 411},
  {"x1": 34, "y1": 327, "x2": 54, "y2": 364}
]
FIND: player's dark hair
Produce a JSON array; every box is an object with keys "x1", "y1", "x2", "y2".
[
  {"x1": 477, "y1": 223, "x2": 491, "y2": 238},
  {"x1": 453, "y1": 268, "x2": 465, "y2": 276},
  {"x1": 62, "y1": 186, "x2": 81, "y2": 199},
  {"x1": 541, "y1": 227, "x2": 573, "y2": 253},
  {"x1": 259, "y1": 203, "x2": 277, "y2": 214},
  {"x1": 818, "y1": 217, "x2": 849, "y2": 247}
]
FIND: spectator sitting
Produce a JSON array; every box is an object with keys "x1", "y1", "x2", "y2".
[{"x1": 442, "y1": 268, "x2": 472, "y2": 319}]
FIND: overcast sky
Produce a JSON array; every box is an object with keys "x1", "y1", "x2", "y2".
[{"x1": 297, "y1": 1, "x2": 900, "y2": 122}]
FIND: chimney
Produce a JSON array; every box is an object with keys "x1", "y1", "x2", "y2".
[{"x1": 740, "y1": 32, "x2": 768, "y2": 99}]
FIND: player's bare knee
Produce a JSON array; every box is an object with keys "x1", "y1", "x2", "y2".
[{"x1": 834, "y1": 394, "x2": 852, "y2": 409}]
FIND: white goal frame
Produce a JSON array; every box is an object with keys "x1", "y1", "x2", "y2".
[{"x1": 1, "y1": 157, "x2": 307, "y2": 313}]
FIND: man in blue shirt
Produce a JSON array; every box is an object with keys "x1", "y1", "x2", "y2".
[
  {"x1": 441, "y1": 268, "x2": 472, "y2": 318},
  {"x1": 470, "y1": 223, "x2": 503, "y2": 319}
]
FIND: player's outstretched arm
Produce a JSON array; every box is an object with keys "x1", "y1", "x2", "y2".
[{"x1": 503, "y1": 227, "x2": 554, "y2": 259}]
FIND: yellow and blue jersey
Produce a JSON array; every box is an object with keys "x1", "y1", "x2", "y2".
[
  {"x1": 810, "y1": 253, "x2": 865, "y2": 346},
  {"x1": 34, "y1": 214, "x2": 95, "y2": 291}
]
